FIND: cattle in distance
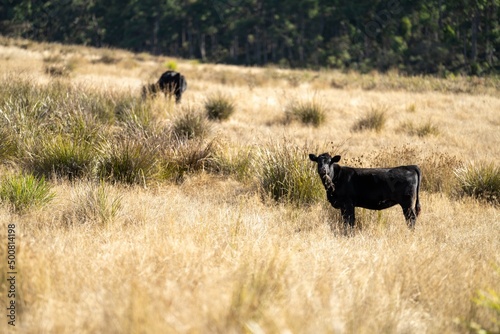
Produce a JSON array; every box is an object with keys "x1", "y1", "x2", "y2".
[{"x1": 143, "y1": 70, "x2": 187, "y2": 103}]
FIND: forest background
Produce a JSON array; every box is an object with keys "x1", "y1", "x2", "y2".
[{"x1": 1, "y1": 0, "x2": 499, "y2": 75}]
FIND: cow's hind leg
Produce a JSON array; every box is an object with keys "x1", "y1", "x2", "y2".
[{"x1": 401, "y1": 205, "x2": 416, "y2": 229}]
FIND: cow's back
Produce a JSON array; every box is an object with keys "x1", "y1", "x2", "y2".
[{"x1": 330, "y1": 166, "x2": 419, "y2": 211}]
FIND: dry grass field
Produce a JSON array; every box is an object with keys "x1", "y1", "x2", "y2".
[{"x1": 0, "y1": 37, "x2": 499, "y2": 333}]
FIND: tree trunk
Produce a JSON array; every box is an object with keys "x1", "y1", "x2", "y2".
[
  {"x1": 471, "y1": 7, "x2": 479, "y2": 62},
  {"x1": 200, "y1": 33, "x2": 206, "y2": 60}
]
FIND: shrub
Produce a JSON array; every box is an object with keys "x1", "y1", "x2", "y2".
[
  {"x1": 255, "y1": 140, "x2": 324, "y2": 205},
  {"x1": 0, "y1": 173, "x2": 54, "y2": 213},
  {"x1": 172, "y1": 107, "x2": 211, "y2": 140},
  {"x1": 352, "y1": 106, "x2": 387, "y2": 132},
  {"x1": 205, "y1": 93, "x2": 236, "y2": 121},
  {"x1": 284, "y1": 98, "x2": 326, "y2": 127},
  {"x1": 455, "y1": 161, "x2": 500, "y2": 205}
]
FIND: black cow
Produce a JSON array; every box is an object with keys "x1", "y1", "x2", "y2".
[
  {"x1": 309, "y1": 153, "x2": 421, "y2": 231},
  {"x1": 143, "y1": 70, "x2": 187, "y2": 103}
]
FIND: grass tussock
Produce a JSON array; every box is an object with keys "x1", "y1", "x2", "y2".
[
  {"x1": 0, "y1": 173, "x2": 54, "y2": 213},
  {"x1": 159, "y1": 138, "x2": 220, "y2": 182},
  {"x1": 399, "y1": 120, "x2": 440, "y2": 137},
  {"x1": 455, "y1": 161, "x2": 500, "y2": 205},
  {"x1": 420, "y1": 152, "x2": 462, "y2": 195},
  {"x1": 44, "y1": 63, "x2": 70, "y2": 77},
  {"x1": 27, "y1": 135, "x2": 97, "y2": 180},
  {"x1": 284, "y1": 97, "x2": 327, "y2": 127},
  {"x1": 172, "y1": 107, "x2": 212, "y2": 140},
  {"x1": 211, "y1": 144, "x2": 254, "y2": 182},
  {"x1": 0, "y1": 127, "x2": 19, "y2": 162},
  {"x1": 64, "y1": 181, "x2": 122, "y2": 226},
  {"x1": 255, "y1": 139, "x2": 325, "y2": 205},
  {"x1": 205, "y1": 93, "x2": 236, "y2": 121},
  {"x1": 97, "y1": 139, "x2": 159, "y2": 186},
  {"x1": 352, "y1": 105, "x2": 388, "y2": 132}
]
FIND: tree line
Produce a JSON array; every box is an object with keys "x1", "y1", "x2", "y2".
[{"x1": 1, "y1": 0, "x2": 498, "y2": 75}]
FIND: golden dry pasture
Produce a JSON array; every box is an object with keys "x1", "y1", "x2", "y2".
[{"x1": 0, "y1": 38, "x2": 499, "y2": 333}]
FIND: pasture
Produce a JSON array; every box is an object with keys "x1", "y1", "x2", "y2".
[{"x1": 0, "y1": 37, "x2": 499, "y2": 333}]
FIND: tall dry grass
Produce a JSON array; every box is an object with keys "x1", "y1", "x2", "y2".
[{"x1": 0, "y1": 38, "x2": 499, "y2": 333}]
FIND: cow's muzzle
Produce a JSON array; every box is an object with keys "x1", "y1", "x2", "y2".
[{"x1": 322, "y1": 174, "x2": 335, "y2": 191}]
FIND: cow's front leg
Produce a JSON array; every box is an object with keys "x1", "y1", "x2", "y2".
[{"x1": 341, "y1": 205, "x2": 355, "y2": 235}]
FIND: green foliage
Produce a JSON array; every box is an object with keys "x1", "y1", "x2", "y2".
[
  {"x1": 0, "y1": 173, "x2": 54, "y2": 213},
  {"x1": 165, "y1": 60, "x2": 177, "y2": 71},
  {"x1": 255, "y1": 140, "x2": 324, "y2": 205},
  {"x1": 455, "y1": 162, "x2": 500, "y2": 205},
  {"x1": 4, "y1": 0, "x2": 500, "y2": 75},
  {"x1": 352, "y1": 106, "x2": 387, "y2": 132},
  {"x1": 205, "y1": 93, "x2": 236, "y2": 121},
  {"x1": 284, "y1": 98, "x2": 326, "y2": 127}
]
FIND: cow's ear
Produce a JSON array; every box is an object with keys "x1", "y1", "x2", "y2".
[
  {"x1": 331, "y1": 155, "x2": 341, "y2": 163},
  {"x1": 309, "y1": 154, "x2": 318, "y2": 162}
]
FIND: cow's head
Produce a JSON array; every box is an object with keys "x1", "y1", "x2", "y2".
[{"x1": 309, "y1": 153, "x2": 341, "y2": 190}]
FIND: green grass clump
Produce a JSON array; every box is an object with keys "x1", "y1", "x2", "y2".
[
  {"x1": 352, "y1": 106, "x2": 387, "y2": 132},
  {"x1": 205, "y1": 93, "x2": 236, "y2": 121},
  {"x1": 98, "y1": 139, "x2": 159, "y2": 186},
  {"x1": 0, "y1": 127, "x2": 19, "y2": 162},
  {"x1": 165, "y1": 60, "x2": 178, "y2": 71},
  {"x1": 172, "y1": 108, "x2": 211, "y2": 140},
  {"x1": 0, "y1": 173, "x2": 55, "y2": 213},
  {"x1": 455, "y1": 161, "x2": 500, "y2": 205},
  {"x1": 28, "y1": 136, "x2": 97, "y2": 180},
  {"x1": 285, "y1": 98, "x2": 326, "y2": 127},
  {"x1": 255, "y1": 140, "x2": 324, "y2": 205}
]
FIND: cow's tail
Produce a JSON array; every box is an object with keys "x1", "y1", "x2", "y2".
[{"x1": 415, "y1": 166, "x2": 421, "y2": 216}]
